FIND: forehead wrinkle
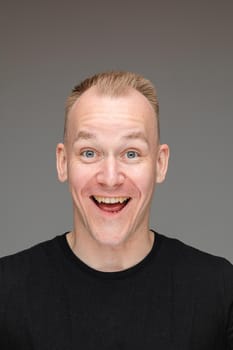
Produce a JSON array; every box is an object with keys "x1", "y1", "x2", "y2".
[{"x1": 72, "y1": 130, "x2": 153, "y2": 148}]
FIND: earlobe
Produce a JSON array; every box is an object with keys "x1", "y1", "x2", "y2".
[
  {"x1": 156, "y1": 144, "x2": 170, "y2": 184},
  {"x1": 56, "y1": 143, "x2": 68, "y2": 182}
]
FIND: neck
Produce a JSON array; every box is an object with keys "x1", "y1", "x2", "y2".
[{"x1": 66, "y1": 230, "x2": 155, "y2": 272}]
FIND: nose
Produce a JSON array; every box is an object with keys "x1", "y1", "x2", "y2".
[{"x1": 96, "y1": 155, "x2": 125, "y2": 188}]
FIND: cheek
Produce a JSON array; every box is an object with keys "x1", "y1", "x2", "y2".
[
  {"x1": 67, "y1": 162, "x2": 92, "y2": 193},
  {"x1": 130, "y1": 163, "x2": 156, "y2": 193}
]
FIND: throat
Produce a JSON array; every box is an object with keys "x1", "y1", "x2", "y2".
[{"x1": 97, "y1": 262, "x2": 125, "y2": 272}]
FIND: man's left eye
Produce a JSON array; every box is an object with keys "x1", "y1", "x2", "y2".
[{"x1": 126, "y1": 151, "x2": 138, "y2": 159}]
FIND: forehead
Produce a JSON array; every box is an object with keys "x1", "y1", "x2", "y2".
[{"x1": 67, "y1": 87, "x2": 157, "y2": 140}]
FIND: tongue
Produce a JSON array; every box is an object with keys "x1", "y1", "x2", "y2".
[{"x1": 98, "y1": 202, "x2": 126, "y2": 212}]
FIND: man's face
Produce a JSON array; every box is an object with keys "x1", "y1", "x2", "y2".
[{"x1": 57, "y1": 87, "x2": 169, "y2": 247}]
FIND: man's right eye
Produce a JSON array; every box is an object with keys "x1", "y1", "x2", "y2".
[{"x1": 81, "y1": 150, "x2": 96, "y2": 158}]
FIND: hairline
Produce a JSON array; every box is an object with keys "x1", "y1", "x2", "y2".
[{"x1": 64, "y1": 86, "x2": 160, "y2": 143}]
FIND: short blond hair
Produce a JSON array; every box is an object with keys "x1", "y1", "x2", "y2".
[{"x1": 64, "y1": 71, "x2": 160, "y2": 139}]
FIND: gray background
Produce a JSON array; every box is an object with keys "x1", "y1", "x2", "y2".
[{"x1": 1, "y1": 0, "x2": 233, "y2": 262}]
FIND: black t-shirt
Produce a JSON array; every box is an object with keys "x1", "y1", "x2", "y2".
[{"x1": 0, "y1": 231, "x2": 233, "y2": 349}]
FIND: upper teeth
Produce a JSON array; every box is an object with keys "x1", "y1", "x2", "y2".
[{"x1": 93, "y1": 196, "x2": 129, "y2": 204}]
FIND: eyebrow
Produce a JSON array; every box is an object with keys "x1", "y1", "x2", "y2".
[
  {"x1": 73, "y1": 130, "x2": 148, "y2": 144},
  {"x1": 122, "y1": 131, "x2": 149, "y2": 144},
  {"x1": 74, "y1": 131, "x2": 97, "y2": 142}
]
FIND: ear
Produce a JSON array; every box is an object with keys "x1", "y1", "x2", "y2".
[
  {"x1": 156, "y1": 144, "x2": 170, "y2": 184},
  {"x1": 56, "y1": 143, "x2": 68, "y2": 182}
]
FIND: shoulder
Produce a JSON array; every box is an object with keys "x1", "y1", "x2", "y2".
[
  {"x1": 157, "y1": 232, "x2": 233, "y2": 301},
  {"x1": 0, "y1": 235, "x2": 62, "y2": 290},
  {"x1": 157, "y1": 233, "x2": 233, "y2": 344},
  {"x1": 156, "y1": 233, "x2": 233, "y2": 346},
  {"x1": 156, "y1": 231, "x2": 233, "y2": 290},
  {"x1": 157, "y1": 232, "x2": 233, "y2": 269}
]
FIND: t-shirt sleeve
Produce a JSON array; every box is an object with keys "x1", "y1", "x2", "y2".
[
  {"x1": 0, "y1": 259, "x2": 6, "y2": 323},
  {"x1": 222, "y1": 258, "x2": 233, "y2": 349},
  {"x1": 0, "y1": 259, "x2": 7, "y2": 344}
]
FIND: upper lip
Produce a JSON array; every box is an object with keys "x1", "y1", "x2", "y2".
[{"x1": 91, "y1": 195, "x2": 130, "y2": 204}]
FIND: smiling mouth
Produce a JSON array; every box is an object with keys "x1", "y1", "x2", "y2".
[{"x1": 91, "y1": 196, "x2": 131, "y2": 213}]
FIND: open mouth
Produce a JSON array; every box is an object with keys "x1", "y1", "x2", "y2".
[{"x1": 91, "y1": 196, "x2": 131, "y2": 213}]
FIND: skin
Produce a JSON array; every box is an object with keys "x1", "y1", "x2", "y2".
[{"x1": 56, "y1": 86, "x2": 169, "y2": 272}]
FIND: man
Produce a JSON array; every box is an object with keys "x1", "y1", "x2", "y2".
[{"x1": 0, "y1": 71, "x2": 233, "y2": 349}]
